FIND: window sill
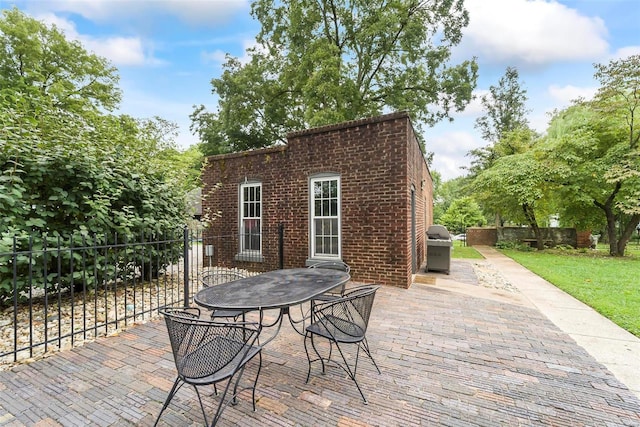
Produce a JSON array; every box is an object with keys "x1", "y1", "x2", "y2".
[{"x1": 234, "y1": 253, "x2": 264, "y2": 263}]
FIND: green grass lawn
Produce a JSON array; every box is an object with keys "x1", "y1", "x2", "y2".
[
  {"x1": 595, "y1": 241, "x2": 640, "y2": 256},
  {"x1": 500, "y1": 248, "x2": 640, "y2": 337},
  {"x1": 451, "y1": 240, "x2": 484, "y2": 259}
]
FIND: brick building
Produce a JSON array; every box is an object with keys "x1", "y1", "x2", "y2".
[{"x1": 201, "y1": 112, "x2": 432, "y2": 289}]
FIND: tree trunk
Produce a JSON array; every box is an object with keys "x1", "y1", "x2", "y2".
[
  {"x1": 617, "y1": 214, "x2": 640, "y2": 256},
  {"x1": 604, "y1": 208, "x2": 618, "y2": 256},
  {"x1": 522, "y1": 203, "x2": 544, "y2": 250},
  {"x1": 593, "y1": 182, "x2": 624, "y2": 256}
]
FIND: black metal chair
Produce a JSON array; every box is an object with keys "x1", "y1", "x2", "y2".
[
  {"x1": 201, "y1": 270, "x2": 248, "y2": 320},
  {"x1": 304, "y1": 284, "x2": 381, "y2": 404},
  {"x1": 155, "y1": 307, "x2": 262, "y2": 427},
  {"x1": 284, "y1": 261, "x2": 351, "y2": 334},
  {"x1": 308, "y1": 260, "x2": 351, "y2": 303}
]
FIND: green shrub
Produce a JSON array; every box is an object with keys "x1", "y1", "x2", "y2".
[
  {"x1": 0, "y1": 113, "x2": 188, "y2": 307},
  {"x1": 495, "y1": 241, "x2": 533, "y2": 251}
]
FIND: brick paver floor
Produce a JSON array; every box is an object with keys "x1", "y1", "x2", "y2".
[{"x1": 1, "y1": 265, "x2": 639, "y2": 426}]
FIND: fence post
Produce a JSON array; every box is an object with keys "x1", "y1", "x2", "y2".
[
  {"x1": 183, "y1": 227, "x2": 190, "y2": 307},
  {"x1": 12, "y1": 236, "x2": 18, "y2": 363},
  {"x1": 278, "y1": 223, "x2": 284, "y2": 270}
]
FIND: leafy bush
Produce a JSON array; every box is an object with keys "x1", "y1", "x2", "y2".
[
  {"x1": 495, "y1": 241, "x2": 533, "y2": 251},
  {"x1": 0, "y1": 11, "x2": 196, "y2": 306},
  {"x1": 0, "y1": 143, "x2": 187, "y2": 306},
  {"x1": 0, "y1": 100, "x2": 189, "y2": 307}
]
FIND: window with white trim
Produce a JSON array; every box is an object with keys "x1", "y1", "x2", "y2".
[
  {"x1": 311, "y1": 176, "x2": 341, "y2": 258},
  {"x1": 240, "y1": 182, "x2": 261, "y2": 254}
]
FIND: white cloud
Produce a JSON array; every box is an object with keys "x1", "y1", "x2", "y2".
[
  {"x1": 611, "y1": 46, "x2": 640, "y2": 61},
  {"x1": 201, "y1": 49, "x2": 228, "y2": 64},
  {"x1": 35, "y1": 12, "x2": 160, "y2": 66},
  {"x1": 428, "y1": 131, "x2": 483, "y2": 181},
  {"x1": 529, "y1": 111, "x2": 553, "y2": 135},
  {"x1": 461, "y1": 0, "x2": 609, "y2": 66},
  {"x1": 548, "y1": 84, "x2": 597, "y2": 105},
  {"x1": 85, "y1": 37, "x2": 154, "y2": 66},
  {"x1": 202, "y1": 38, "x2": 256, "y2": 66},
  {"x1": 457, "y1": 90, "x2": 489, "y2": 117}
]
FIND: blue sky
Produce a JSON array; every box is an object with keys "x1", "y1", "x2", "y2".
[{"x1": 2, "y1": 0, "x2": 639, "y2": 181}]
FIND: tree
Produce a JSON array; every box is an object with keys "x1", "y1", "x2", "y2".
[
  {"x1": 468, "y1": 66, "x2": 530, "y2": 175},
  {"x1": 439, "y1": 197, "x2": 485, "y2": 234},
  {"x1": 593, "y1": 54, "x2": 640, "y2": 254},
  {"x1": 193, "y1": 0, "x2": 478, "y2": 154},
  {"x1": 0, "y1": 11, "x2": 195, "y2": 304},
  {"x1": 432, "y1": 175, "x2": 473, "y2": 224},
  {"x1": 471, "y1": 131, "x2": 552, "y2": 250},
  {"x1": 0, "y1": 7, "x2": 121, "y2": 115},
  {"x1": 542, "y1": 56, "x2": 640, "y2": 256}
]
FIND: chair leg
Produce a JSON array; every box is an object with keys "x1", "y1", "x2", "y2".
[
  {"x1": 304, "y1": 332, "x2": 328, "y2": 383},
  {"x1": 212, "y1": 352, "x2": 262, "y2": 425},
  {"x1": 331, "y1": 341, "x2": 369, "y2": 404},
  {"x1": 361, "y1": 337, "x2": 381, "y2": 374},
  {"x1": 231, "y1": 352, "x2": 262, "y2": 411},
  {"x1": 154, "y1": 378, "x2": 186, "y2": 427},
  {"x1": 287, "y1": 302, "x2": 311, "y2": 335},
  {"x1": 249, "y1": 352, "x2": 262, "y2": 411},
  {"x1": 192, "y1": 385, "x2": 210, "y2": 426},
  {"x1": 211, "y1": 377, "x2": 237, "y2": 426}
]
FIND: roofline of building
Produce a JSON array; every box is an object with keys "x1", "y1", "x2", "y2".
[
  {"x1": 286, "y1": 111, "x2": 410, "y2": 139},
  {"x1": 205, "y1": 144, "x2": 287, "y2": 161},
  {"x1": 205, "y1": 111, "x2": 413, "y2": 161}
]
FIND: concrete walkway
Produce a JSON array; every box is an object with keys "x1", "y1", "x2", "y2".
[
  {"x1": 474, "y1": 245, "x2": 640, "y2": 399},
  {"x1": 0, "y1": 249, "x2": 639, "y2": 426}
]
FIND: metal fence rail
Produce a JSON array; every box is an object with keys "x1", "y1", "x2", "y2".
[{"x1": 0, "y1": 227, "x2": 274, "y2": 367}]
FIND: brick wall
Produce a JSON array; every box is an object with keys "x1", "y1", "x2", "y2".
[
  {"x1": 201, "y1": 112, "x2": 432, "y2": 289},
  {"x1": 467, "y1": 227, "x2": 497, "y2": 246},
  {"x1": 466, "y1": 227, "x2": 584, "y2": 248},
  {"x1": 576, "y1": 230, "x2": 592, "y2": 249},
  {"x1": 498, "y1": 227, "x2": 577, "y2": 247}
]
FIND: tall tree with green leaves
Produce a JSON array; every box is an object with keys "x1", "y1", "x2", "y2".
[
  {"x1": 439, "y1": 196, "x2": 485, "y2": 234},
  {"x1": 471, "y1": 129, "x2": 552, "y2": 249},
  {"x1": 432, "y1": 175, "x2": 473, "y2": 224},
  {"x1": 0, "y1": 10, "x2": 200, "y2": 304},
  {"x1": 192, "y1": 0, "x2": 478, "y2": 154},
  {"x1": 541, "y1": 55, "x2": 640, "y2": 256},
  {"x1": 0, "y1": 7, "x2": 121, "y2": 115},
  {"x1": 468, "y1": 66, "x2": 530, "y2": 175}
]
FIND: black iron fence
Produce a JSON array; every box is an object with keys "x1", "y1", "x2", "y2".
[{"x1": 0, "y1": 227, "x2": 280, "y2": 367}]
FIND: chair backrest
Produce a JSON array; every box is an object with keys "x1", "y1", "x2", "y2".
[
  {"x1": 159, "y1": 307, "x2": 260, "y2": 379},
  {"x1": 308, "y1": 262, "x2": 350, "y2": 295},
  {"x1": 308, "y1": 260, "x2": 351, "y2": 273},
  {"x1": 313, "y1": 285, "x2": 379, "y2": 340},
  {"x1": 201, "y1": 270, "x2": 247, "y2": 288}
]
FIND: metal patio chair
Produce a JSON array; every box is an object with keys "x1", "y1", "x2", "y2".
[
  {"x1": 155, "y1": 307, "x2": 262, "y2": 427},
  {"x1": 202, "y1": 270, "x2": 248, "y2": 320},
  {"x1": 284, "y1": 261, "x2": 351, "y2": 334},
  {"x1": 304, "y1": 284, "x2": 381, "y2": 404},
  {"x1": 308, "y1": 260, "x2": 351, "y2": 303}
]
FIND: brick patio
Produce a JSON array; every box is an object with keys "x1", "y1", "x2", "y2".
[{"x1": 1, "y1": 260, "x2": 639, "y2": 426}]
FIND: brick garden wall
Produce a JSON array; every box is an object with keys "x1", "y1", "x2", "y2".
[
  {"x1": 466, "y1": 227, "x2": 586, "y2": 248},
  {"x1": 498, "y1": 227, "x2": 578, "y2": 247},
  {"x1": 467, "y1": 227, "x2": 497, "y2": 246},
  {"x1": 201, "y1": 112, "x2": 432, "y2": 288}
]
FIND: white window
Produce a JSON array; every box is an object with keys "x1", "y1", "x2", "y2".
[
  {"x1": 311, "y1": 176, "x2": 341, "y2": 258},
  {"x1": 240, "y1": 183, "x2": 261, "y2": 254}
]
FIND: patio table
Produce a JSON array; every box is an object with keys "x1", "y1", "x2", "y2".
[{"x1": 194, "y1": 267, "x2": 350, "y2": 344}]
